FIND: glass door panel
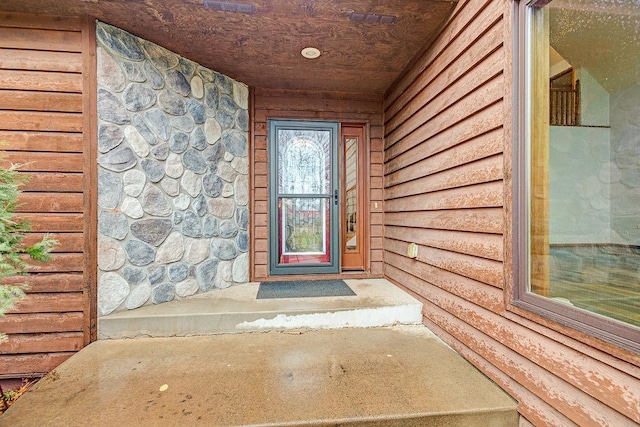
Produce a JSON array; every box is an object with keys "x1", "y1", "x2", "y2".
[
  {"x1": 279, "y1": 197, "x2": 330, "y2": 264},
  {"x1": 344, "y1": 136, "x2": 358, "y2": 252},
  {"x1": 269, "y1": 120, "x2": 339, "y2": 275},
  {"x1": 341, "y1": 126, "x2": 366, "y2": 270}
]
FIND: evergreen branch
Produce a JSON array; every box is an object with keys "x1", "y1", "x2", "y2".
[{"x1": 0, "y1": 150, "x2": 57, "y2": 342}]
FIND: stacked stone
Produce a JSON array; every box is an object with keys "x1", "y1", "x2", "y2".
[{"x1": 96, "y1": 23, "x2": 249, "y2": 315}]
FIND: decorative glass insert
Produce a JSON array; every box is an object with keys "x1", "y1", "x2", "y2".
[{"x1": 277, "y1": 130, "x2": 331, "y2": 195}]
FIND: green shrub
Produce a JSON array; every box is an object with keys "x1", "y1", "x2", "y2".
[{"x1": 0, "y1": 156, "x2": 57, "y2": 342}]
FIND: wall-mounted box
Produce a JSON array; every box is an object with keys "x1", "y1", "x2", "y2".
[{"x1": 407, "y1": 243, "x2": 418, "y2": 259}]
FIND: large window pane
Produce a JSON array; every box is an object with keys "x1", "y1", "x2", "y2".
[{"x1": 527, "y1": 0, "x2": 640, "y2": 329}]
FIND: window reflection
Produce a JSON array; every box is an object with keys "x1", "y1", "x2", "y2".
[
  {"x1": 345, "y1": 137, "x2": 358, "y2": 251},
  {"x1": 528, "y1": 0, "x2": 640, "y2": 327}
]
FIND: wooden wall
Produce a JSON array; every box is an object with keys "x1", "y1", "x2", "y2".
[
  {"x1": 251, "y1": 88, "x2": 384, "y2": 281},
  {"x1": 382, "y1": 0, "x2": 640, "y2": 425},
  {"x1": 0, "y1": 13, "x2": 96, "y2": 379}
]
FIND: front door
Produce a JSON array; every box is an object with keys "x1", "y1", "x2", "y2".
[{"x1": 268, "y1": 120, "x2": 339, "y2": 275}]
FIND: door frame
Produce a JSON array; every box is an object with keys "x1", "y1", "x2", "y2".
[{"x1": 268, "y1": 119, "x2": 340, "y2": 275}]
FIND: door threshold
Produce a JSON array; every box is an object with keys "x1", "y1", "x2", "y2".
[{"x1": 261, "y1": 272, "x2": 381, "y2": 282}]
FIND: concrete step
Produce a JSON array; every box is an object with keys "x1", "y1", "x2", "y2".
[
  {"x1": 3, "y1": 326, "x2": 518, "y2": 426},
  {"x1": 98, "y1": 279, "x2": 423, "y2": 339}
]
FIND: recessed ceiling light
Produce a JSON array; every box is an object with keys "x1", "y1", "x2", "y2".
[{"x1": 301, "y1": 47, "x2": 321, "y2": 59}]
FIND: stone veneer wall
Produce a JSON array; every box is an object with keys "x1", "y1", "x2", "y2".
[{"x1": 96, "y1": 22, "x2": 249, "y2": 315}]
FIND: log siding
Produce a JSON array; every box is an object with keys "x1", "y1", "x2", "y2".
[
  {"x1": 0, "y1": 13, "x2": 94, "y2": 379},
  {"x1": 383, "y1": 0, "x2": 640, "y2": 424}
]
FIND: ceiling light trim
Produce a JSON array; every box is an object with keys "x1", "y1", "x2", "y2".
[{"x1": 301, "y1": 47, "x2": 321, "y2": 59}]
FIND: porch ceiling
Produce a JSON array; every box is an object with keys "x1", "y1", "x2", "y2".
[{"x1": 0, "y1": 0, "x2": 457, "y2": 96}]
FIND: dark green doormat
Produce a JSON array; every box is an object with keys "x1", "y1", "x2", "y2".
[{"x1": 256, "y1": 280, "x2": 356, "y2": 299}]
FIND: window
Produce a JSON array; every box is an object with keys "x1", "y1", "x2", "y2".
[{"x1": 515, "y1": 0, "x2": 640, "y2": 351}]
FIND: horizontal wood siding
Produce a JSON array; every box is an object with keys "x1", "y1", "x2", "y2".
[
  {"x1": 0, "y1": 13, "x2": 92, "y2": 379},
  {"x1": 251, "y1": 88, "x2": 384, "y2": 281},
  {"x1": 383, "y1": 0, "x2": 640, "y2": 425}
]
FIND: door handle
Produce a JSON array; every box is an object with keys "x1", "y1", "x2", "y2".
[{"x1": 334, "y1": 189, "x2": 338, "y2": 205}]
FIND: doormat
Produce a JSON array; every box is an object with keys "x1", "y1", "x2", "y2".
[{"x1": 256, "y1": 280, "x2": 356, "y2": 299}]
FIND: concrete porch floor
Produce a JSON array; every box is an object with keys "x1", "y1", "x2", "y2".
[
  {"x1": 2, "y1": 326, "x2": 518, "y2": 426},
  {"x1": 3, "y1": 280, "x2": 518, "y2": 425},
  {"x1": 98, "y1": 279, "x2": 424, "y2": 339}
]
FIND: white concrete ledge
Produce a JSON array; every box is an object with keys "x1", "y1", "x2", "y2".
[{"x1": 236, "y1": 305, "x2": 422, "y2": 330}]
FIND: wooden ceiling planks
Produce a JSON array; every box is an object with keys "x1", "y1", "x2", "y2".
[{"x1": 0, "y1": 0, "x2": 457, "y2": 95}]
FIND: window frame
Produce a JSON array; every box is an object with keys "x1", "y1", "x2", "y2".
[{"x1": 512, "y1": 0, "x2": 640, "y2": 353}]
